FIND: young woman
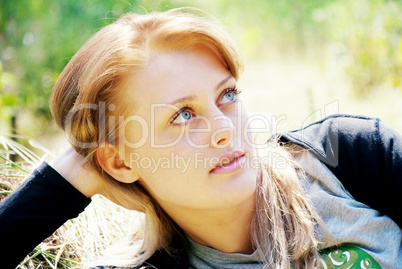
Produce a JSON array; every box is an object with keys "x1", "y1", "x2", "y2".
[{"x1": 1, "y1": 8, "x2": 401, "y2": 269}]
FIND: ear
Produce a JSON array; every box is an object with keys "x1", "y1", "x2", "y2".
[{"x1": 96, "y1": 142, "x2": 139, "y2": 184}]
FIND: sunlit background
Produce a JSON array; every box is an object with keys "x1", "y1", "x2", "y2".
[
  {"x1": 1, "y1": 0, "x2": 402, "y2": 152},
  {"x1": 1, "y1": 1, "x2": 402, "y2": 266}
]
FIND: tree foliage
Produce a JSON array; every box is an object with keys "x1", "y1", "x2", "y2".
[
  {"x1": 0, "y1": 0, "x2": 135, "y2": 127},
  {"x1": 1, "y1": 0, "x2": 401, "y2": 134}
]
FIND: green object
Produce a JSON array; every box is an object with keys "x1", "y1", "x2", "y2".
[{"x1": 319, "y1": 245, "x2": 381, "y2": 269}]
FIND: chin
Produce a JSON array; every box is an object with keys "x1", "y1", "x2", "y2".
[{"x1": 218, "y1": 168, "x2": 258, "y2": 208}]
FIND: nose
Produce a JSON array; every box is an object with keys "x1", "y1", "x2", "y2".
[{"x1": 210, "y1": 114, "x2": 235, "y2": 148}]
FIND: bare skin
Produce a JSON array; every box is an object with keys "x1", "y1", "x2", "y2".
[
  {"x1": 51, "y1": 147, "x2": 255, "y2": 254},
  {"x1": 52, "y1": 48, "x2": 258, "y2": 255},
  {"x1": 158, "y1": 191, "x2": 256, "y2": 254},
  {"x1": 50, "y1": 147, "x2": 104, "y2": 198}
]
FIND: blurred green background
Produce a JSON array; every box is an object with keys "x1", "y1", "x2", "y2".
[{"x1": 1, "y1": 0, "x2": 402, "y2": 151}]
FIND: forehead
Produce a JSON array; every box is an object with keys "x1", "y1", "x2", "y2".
[{"x1": 120, "y1": 48, "x2": 233, "y2": 113}]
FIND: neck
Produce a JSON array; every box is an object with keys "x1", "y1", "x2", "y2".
[{"x1": 160, "y1": 192, "x2": 256, "y2": 254}]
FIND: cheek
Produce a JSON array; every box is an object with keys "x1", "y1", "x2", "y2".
[
  {"x1": 182, "y1": 118, "x2": 214, "y2": 148},
  {"x1": 133, "y1": 148, "x2": 201, "y2": 203},
  {"x1": 153, "y1": 132, "x2": 187, "y2": 148},
  {"x1": 127, "y1": 140, "x2": 195, "y2": 177}
]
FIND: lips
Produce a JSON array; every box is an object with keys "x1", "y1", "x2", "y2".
[{"x1": 210, "y1": 150, "x2": 246, "y2": 174}]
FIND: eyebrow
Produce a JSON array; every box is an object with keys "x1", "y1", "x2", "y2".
[
  {"x1": 215, "y1": 75, "x2": 233, "y2": 91},
  {"x1": 164, "y1": 75, "x2": 234, "y2": 108}
]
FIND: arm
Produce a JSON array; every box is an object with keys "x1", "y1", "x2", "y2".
[
  {"x1": 319, "y1": 117, "x2": 402, "y2": 228},
  {"x1": 280, "y1": 114, "x2": 402, "y2": 227},
  {"x1": 0, "y1": 148, "x2": 103, "y2": 268},
  {"x1": 369, "y1": 119, "x2": 402, "y2": 227}
]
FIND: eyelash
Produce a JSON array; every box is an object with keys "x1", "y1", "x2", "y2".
[
  {"x1": 222, "y1": 87, "x2": 242, "y2": 101},
  {"x1": 229, "y1": 87, "x2": 242, "y2": 94},
  {"x1": 170, "y1": 87, "x2": 241, "y2": 125},
  {"x1": 170, "y1": 103, "x2": 195, "y2": 125}
]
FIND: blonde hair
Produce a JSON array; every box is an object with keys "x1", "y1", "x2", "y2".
[
  {"x1": 50, "y1": 8, "x2": 320, "y2": 268},
  {"x1": 253, "y1": 141, "x2": 321, "y2": 268}
]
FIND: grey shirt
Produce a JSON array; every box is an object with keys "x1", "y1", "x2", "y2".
[{"x1": 187, "y1": 150, "x2": 401, "y2": 269}]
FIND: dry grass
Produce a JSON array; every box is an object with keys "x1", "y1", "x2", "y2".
[{"x1": 0, "y1": 135, "x2": 142, "y2": 269}]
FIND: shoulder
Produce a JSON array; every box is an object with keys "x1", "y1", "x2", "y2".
[
  {"x1": 280, "y1": 113, "x2": 402, "y2": 227},
  {"x1": 279, "y1": 113, "x2": 401, "y2": 168},
  {"x1": 279, "y1": 114, "x2": 380, "y2": 165}
]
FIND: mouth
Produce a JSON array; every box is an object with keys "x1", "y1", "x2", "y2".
[{"x1": 210, "y1": 151, "x2": 246, "y2": 175}]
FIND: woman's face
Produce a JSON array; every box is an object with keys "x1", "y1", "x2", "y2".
[{"x1": 119, "y1": 47, "x2": 258, "y2": 211}]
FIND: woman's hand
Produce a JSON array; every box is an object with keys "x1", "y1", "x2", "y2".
[{"x1": 50, "y1": 147, "x2": 105, "y2": 198}]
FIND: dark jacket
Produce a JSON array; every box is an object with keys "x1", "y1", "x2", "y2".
[{"x1": 1, "y1": 114, "x2": 401, "y2": 269}]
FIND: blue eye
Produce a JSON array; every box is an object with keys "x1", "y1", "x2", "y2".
[
  {"x1": 224, "y1": 92, "x2": 234, "y2": 102},
  {"x1": 220, "y1": 88, "x2": 240, "y2": 104},
  {"x1": 181, "y1": 110, "x2": 192, "y2": 120},
  {"x1": 172, "y1": 108, "x2": 193, "y2": 124}
]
